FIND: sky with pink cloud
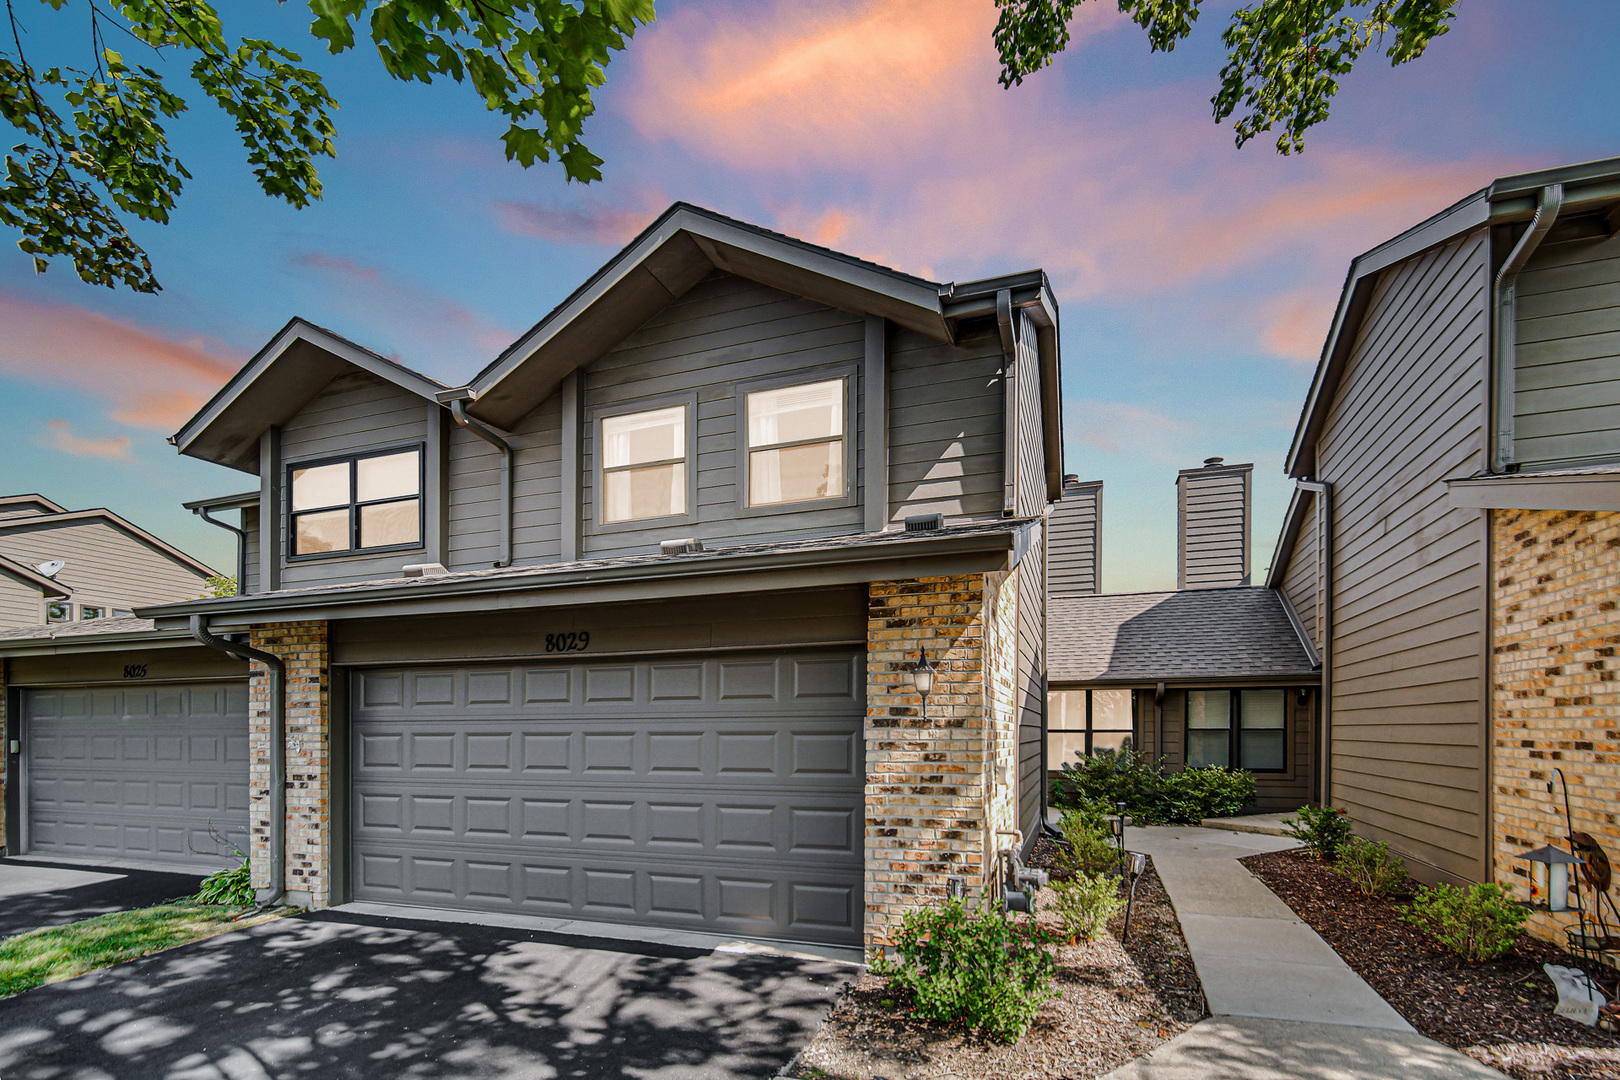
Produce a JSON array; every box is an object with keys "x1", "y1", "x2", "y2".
[{"x1": 1, "y1": 0, "x2": 1616, "y2": 589}]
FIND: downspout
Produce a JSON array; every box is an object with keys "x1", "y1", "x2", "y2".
[
  {"x1": 1295, "y1": 479, "x2": 1333, "y2": 806},
  {"x1": 1154, "y1": 682, "x2": 1165, "y2": 764},
  {"x1": 441, "y1": 392, "x2": 515, "y2": 568},
  {"x1": 1492, "y1": 184, "x2": 1564, "y2": 473},
  {"x1": 192, "y1": 506, "x2": 246, "y2": 594},
  {"x1": 189, "y1": 615, "x2": 285, "y2": 907}
]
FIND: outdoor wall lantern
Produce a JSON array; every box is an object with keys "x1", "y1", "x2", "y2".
[
  {"x1": 1519, "y1": 843, "x2": 1582, "y2": 911},
  {"x1": 910, "y1": 649, "x2": 936, "y2": 718}
]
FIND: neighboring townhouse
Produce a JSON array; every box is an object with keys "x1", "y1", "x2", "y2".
[
  {"x1": 1, "y1": 204, "x2": 1063, "y2": 954},
  {"x1": 1046, "y1": 459, "x2": 1320, "y2": 810},
  {"x1": 0, "y1": 494, "x2": 216, "y2": 627},
  {"x1": 1271, "y1": 155, "x2": 1620, "y2": 942}
]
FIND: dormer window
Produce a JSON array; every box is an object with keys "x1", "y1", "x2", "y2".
[
  {"x1": 601, "y1": 405, "x2": 688, "y2": 524},
  {"x1": 290, "y1": 447, "x2": 422, "y2": 556},
  {"x1": 745, "y1": 379, "x2": 846, "y2": 507}
]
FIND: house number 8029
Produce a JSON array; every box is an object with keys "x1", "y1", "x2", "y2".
[{"x1": 544, "y1": 632, "x2": 589, "y2": 653}]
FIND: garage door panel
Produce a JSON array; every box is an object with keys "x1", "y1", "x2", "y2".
[
  {"x1": 25, "y1": 683, "x2": 251, "y2": 869},
  {"x1": 351, "y1": 651, "x2": 863, "y2": 945}
]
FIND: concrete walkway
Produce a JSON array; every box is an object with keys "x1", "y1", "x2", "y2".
[{"x1": 1101, "y1": 825, "x2": 1507, "y2": 1079}]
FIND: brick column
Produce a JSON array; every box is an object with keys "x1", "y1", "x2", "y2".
[
  {"x1": 864, "y1": 572, "x2": 1022, "y2": 954},
  {"x1": 248, "y1": 621, "x2": 332, "y2": 909},
  {"x1": 1491, "y1": 508, "x2": 1620, "y2": 953}
]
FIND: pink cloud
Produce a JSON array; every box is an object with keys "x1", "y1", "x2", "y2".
[
  {"x1": 1259, "y1": 288, "x2": 1340, "y2": 363},
  {"x1": 42, "y1": 419, "x2": 132, "y2": 459},
  {"x1": 1067, "y1": 399, "x2": 1189, "y2": 463},
  {"x1": 492, "y1": 195, "x2": 663, "y2": 246},
  {"x1": 290, "y1": 252, "x2": 516, "y2": 358},
  {"x1": 0, "y1": 292, "x2": 243, "y2": 432}
]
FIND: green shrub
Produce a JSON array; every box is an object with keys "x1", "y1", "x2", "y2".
[
  {"x1": 1283, "y1": 804, "x2": 1354, "y2": 860},
  {"x1": 1050, "y1": 871, "x2": 1126, "y2": 941},
  {"x1": 1057, "y1": 810, "x2": 1122, "y2": 876},
  {"x1": 1400, "y1": 883, "x2": 1527, "y2": 963},
  {"x1": 1148, "y1": 766, "x2": 1258, "y2": 824},
  {"x1": 195, "y1": 859, "x2": 254, "y2": 907},
  {"x1": 1054, "y1": 749, "x2": 1256, "y2": 825},
  {"x1": 1333, "y1": 836, "x2": 1408, "y2": 897},
  {"x1": 1054, "y1": 748, "x2": 1163, "y2": 812},
  {"x1": 872, "y1": 899, "x2": 1058, "y2": 1042}
]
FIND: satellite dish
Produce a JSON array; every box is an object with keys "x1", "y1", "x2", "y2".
[{"x1": 36, "y1": 559, "x2": 65, "y2": 578}]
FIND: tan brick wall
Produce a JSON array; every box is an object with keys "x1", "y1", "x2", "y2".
[
  {"x1": 865, "y1": 572, "x2": 1023, "y2": 953},
  {"x1": 1492, "y1": 509, "x2": 1620, "y2": 951},
  {"x1": 248, "y1": 621, "x2": 332, "y2": 909}
]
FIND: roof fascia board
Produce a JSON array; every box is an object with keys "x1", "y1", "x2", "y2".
[
  {"x1": 1275, "y1": 588, "x2": 1322, "y2": 669},
  {"x1": 0, "y1": 508, "x2": 216, "y2": 577},
  {"x1": 1265, "y1": 486, "x2": 1312, "y2": 589},
  {"x1": 0, "y1": 494, "x2": 68, "y2": 515},
  {"x1": 181, "y1": 491, "x2": 259, "y2": 512},
  {"x1": 1050, "y1": 673, "x2": 1321, "y2": 689},
  {"x1": 140, "y1": 530, "x2": 1017, "y2": 628},
  {"x1": 1446, "y1": 473, "x2": 1620, "y2": 511},
  {"x1": 0, "y1": 629, "x2": 197, "y2": 657}
]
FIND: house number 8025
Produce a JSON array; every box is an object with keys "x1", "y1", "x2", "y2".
[
  {"x1": 545, "y1": 632, "x2": 589, "y2": 653},
  {"x1": 123, "y1": 664, "x2": 148, "y2": 679}
]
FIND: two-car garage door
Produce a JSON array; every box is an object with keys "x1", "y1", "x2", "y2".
[
  {"x1": 350, "y1": 649, "x2": 865, "y2": 946},
  {"x1": 23, "y1": 682, "x2": 251, "y2": 869}
]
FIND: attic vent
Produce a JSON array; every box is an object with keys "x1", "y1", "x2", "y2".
[
  {"x1": 904, "y1": 514, "x2": 944, "y2": 533},
  {"x1": 659, "y1": 538, "x2": 704, "y2": 555},
  {"x1": 402, "y1": 562, "x2": 448, "y2": 578}
]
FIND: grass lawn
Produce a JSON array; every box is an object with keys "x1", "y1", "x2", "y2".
[{"x1": 0, "y1": 904, "x2": 284, "y2": 998}]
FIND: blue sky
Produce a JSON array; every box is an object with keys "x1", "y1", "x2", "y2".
[{"x1": 2, "y1": 0, "x2": 1617, "y2": 589}]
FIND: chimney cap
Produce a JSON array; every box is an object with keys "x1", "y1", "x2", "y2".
[
  {"x1": 1062, "y1": 473, "x2": 1080, "y2": 484},
  {"x1": 1203, "y1": 456, "x2": 1224, "y2": 467}
]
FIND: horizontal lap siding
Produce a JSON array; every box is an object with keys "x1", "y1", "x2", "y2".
[
  {"x1": 1013, "y1": 314, "x2": 1046, "y2": 833},
  {"x1": 1280, "y1": 493, "x2": 1319, "y2": 650},
  {"x1": 1049, "y1": 483, "x2": 1100, "y2": 595},
  {"x1": 580, "y1": 273, "x2": 867, "y2": 557},
  {"x1": 1178, "y1": 470, "x2": 1249, "y2": 588},
  {"x1": 1513, "y1": 233, "x2": 1620, "y2": 468},
  {"x1": 1318, "y1": 230, "x2": 1490, "y2": 882},
  {"x1": 279, "y1": 372, "x2": 430, "y2": 588},
  {"x1": 242, "y1": 507, "x2": 260, "y2": 595},
  {"x1": 0, "y1": 521, "x2": 207, "y2": 608},
  {"x1": 0, "y1": 575, "x2": 43, "y2": 628},
  {"x1": 447, "y1": 399, "x2": 563, "y2": 570},
  {"x1": 889, "y1": 325, "x2": 1005, "y2": 522}
]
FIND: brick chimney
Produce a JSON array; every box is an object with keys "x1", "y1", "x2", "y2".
[
  {"x1": 1177, "y1": 457, "x2": 1252, "y2": 589},
  {"x1": 1048, "y1": 475, "x2": 1102, "y2": 595}
]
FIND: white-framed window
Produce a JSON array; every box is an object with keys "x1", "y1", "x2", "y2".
[
  {"x1": 1186, "y1": 688, "x2": 1290, "y2": 772},
  {"x1": 601, "y1": 404, "x2": 688, "y2": 524},
  {"x1": 79, "y1": 605, "x2": 106, "y2": 620},
  {"x1": 46, "y1": 601, "x2": 71, "y2": 623},
  {"x1": 289, "y1": 447, "x2": 422, "y2": 557},
  {"x1": 744, "y1": 378, "x2": 846, "y2": 507}
]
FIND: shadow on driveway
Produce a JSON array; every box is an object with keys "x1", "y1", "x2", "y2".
[
  {"x1": 0, "y1": 859, "x2": 204, "y2": 939},
  {"x1": 0, "y1": 909, "x2": 851, "y2": 1079}
]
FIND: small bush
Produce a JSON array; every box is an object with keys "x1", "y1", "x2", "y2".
[
  {"x1": 1057, "y1": 810, "x2": 1121, "y2": 876},
  {"x1": 872, "y1": 899, "x2": 1058, "y2": 1042},
  {"x1": 1333, "y1": 836, "x2": 1408, "y2": 897},
  {"x1": 1283, "y1": 804, "x2": 1354, "y2": 860},
  {"x1": 1054, "y1": 748, "x2": 1163, "y2": 812},
  {"x1": 1054, "y1": 749, "x2": 1256, "y2": 825},
  {"x1": 195, "y1": 859, "x2": 254, "y2": 907},
  {"x1": 1150, "y1": 766, "x2": 1257, "y2": 824},
  {"x1": 1050, "y1": 871, "x2": 1126, "y2": 941},
  {"x1": 1401, "y1": 883, "x2": 1528, "y2": 963}
]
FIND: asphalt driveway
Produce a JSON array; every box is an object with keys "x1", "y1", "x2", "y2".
[
  {"x1": 0, "y1": 909, "x2": 851, "y2": 1079},
  {"x1": 0, "y1": 858, "x2": 205, "y2": 939}
]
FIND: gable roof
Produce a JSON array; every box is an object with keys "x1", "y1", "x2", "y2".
[
  {"x1": 0, "y1": 508, "x2": 216, "y2": 578},
  {"x1": 0, "y1": 494, "x2": 68, "y2": 518},
  {"x1": 0, "y1": 552, "x2": 70, "y2": 597},
  {"x1": 1049, "y1": 587, "x2": 1318, "y2": 685},
  {"x1": 171, "y1": 317, "x2": 449, "y2": 473},
  {"x1": 1286, "y1": 155, "x2": 1620, "y2": 479}
]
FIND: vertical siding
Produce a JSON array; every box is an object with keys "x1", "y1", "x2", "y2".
[
  {"x1": 1317, "y1": 229, "x2": 1491, "y2": 882},
  {"x1": 888, "y1": 323, "x2": 1006, "y2": 522},
  {"x1": 1513, "y1": 230, "x2": 1620, "y2": 468},
  {"x1": 1279, "y1": 494, "x2": 1320, "y2": 651},
  {"x1": 278, "y1": 371, "x2": 431, "y2": 588},
  {"x1": 0, "y1": 520, "x2": 207, "y2": 607},
  {"x1": 1049, "y1": 480, "x2": 1101, "y2": 595},
  {"x1": 1177, "y1": 466, "x2": 1251, "y2": 588},
  {"x1": 0, "y1": 575, "x2": 45, "y2": 628},
  {"x1": 1015, "y1": 532, "x2": 1046, "y2": 832},
  {"x1": 578, "y1": 273, "x2": 868, "y2": 557}
]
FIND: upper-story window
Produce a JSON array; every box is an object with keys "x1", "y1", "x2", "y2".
[
  {"x1": 290, "y1": 447, "x2": 422, "y2": 557},
  {"x1": 602, "y1": 405, "x2": 687, "y2": 523},
  {"x1": 745, "y1": 379, "x2": 845, "y2": 507}
]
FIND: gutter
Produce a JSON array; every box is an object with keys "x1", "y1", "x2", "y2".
[
  {"x1": 189, "y1": 616, "x2": 285, "y2": 908},
  {"x1": 439, "y1": 389, "x2": 515, "y2": 567},
  {"x1": 1294, "y1": 479, "x2": 1333, "y2": 806},
  {"x1": 184, "y1": 494, "x2": 254, "y2": 594},
  {"x1": 1492, "y1": 184, "x2": 1564, "y2": 472}
]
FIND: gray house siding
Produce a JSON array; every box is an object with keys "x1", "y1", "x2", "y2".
[
  {"x1": 277, "y1": 371, "x2": 432, "y2": 588},
  {"x1": 1011, "y1": 312, "x2": 1047, "y2": 834},
  {"x1": 0, "y1": 520, "x2": 207, "y2": 609},
  {"x1": 888, "y1": 325, "x2": 1006, "y2": 523},
  {"x1": 1178, "y1": 466, "x2": 1251, "y2": 589},
  {"x1": 0, "y1": 575, "x2": 44, "y2": 627},
  {"x1": 578, "y1": 273, "x2": 869, "y2": 557},
  {"x1": 1513, "y1": 230, "x2": 1620, "y2": 469},
  {"x1": 1049, "y1": 481, "x2": 1101, "y2": 595},
  {"x1": 1279, "y1": 494, "x2": 1320, "y2": 651},
  {"x1": 242, "y1": 506, "x2": 260, "y2": 595},
  {"x1": 446, "y1": 398, "x2": 564, "y2": 570},
  {"x1": 1315, "y1": 230, "x2": 1491, "y2": 883}
]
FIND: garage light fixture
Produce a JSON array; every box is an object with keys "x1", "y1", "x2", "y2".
[{"x1": 910, "y1": 649, "x2": 936, "y2": 718}]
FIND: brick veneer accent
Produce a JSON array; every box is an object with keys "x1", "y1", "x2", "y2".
[
  {"x1": 248, "y1": 621, "x2": 332, "y2": 909},
  {"x1": 865, "y1": 572, "x2": 1022, "y2": 953},
  {"x1": 1492, "y1": 508, "x2": 1620, "y2": 952}
]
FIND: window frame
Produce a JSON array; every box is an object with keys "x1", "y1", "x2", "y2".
[
  {"x1": 1183, "y1": 687, "x2": 1293, "y2": 774},
  {"x1": 285, "y1": 442, "x2": 426, "y2": 561},
  {"x1": 735, "y1": 366, "x2": 859, "y2": 516},
  {"x1": 589, "y1": 393, "x2": 698, "y2": 533},
  {"x1": 1046, "y1": 687, "x2": 1137, "y2": 770}
]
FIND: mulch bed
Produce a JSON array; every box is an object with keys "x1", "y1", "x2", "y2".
[
  {"x1": 1243, "y1": 848, "x2": 1620, "y2": 1080},
  {"x1": 787, "y1": 851, "x2": 1205, "y2": 1080}
]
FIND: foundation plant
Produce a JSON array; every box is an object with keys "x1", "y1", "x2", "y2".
[{"x1": 1051, "y1": 748, "x2": 1256, "y2": 825}]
